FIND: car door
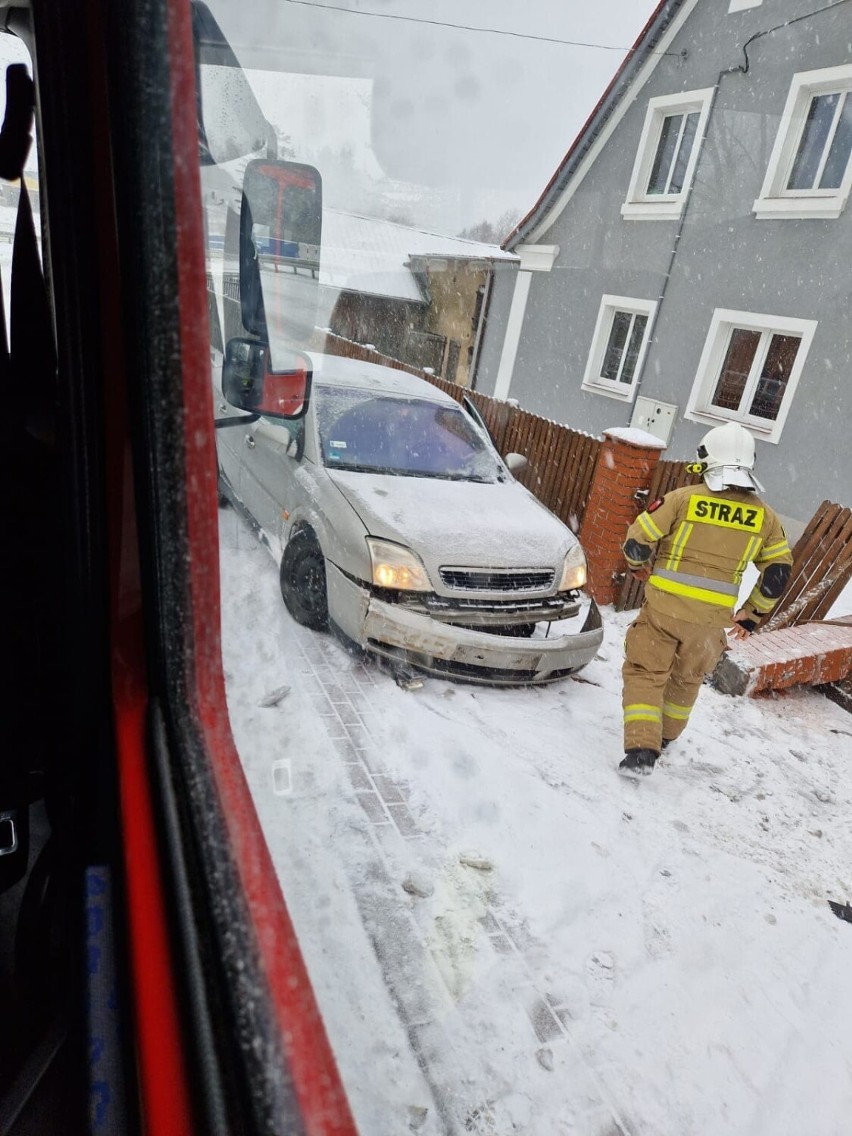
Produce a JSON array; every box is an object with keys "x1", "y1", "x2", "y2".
[
  {"x1": 212, "y1": 364, "x2": 254, "y2": 492},
  {"x1": 239, "y1": 414, "x2": 304, "y2": 548}
]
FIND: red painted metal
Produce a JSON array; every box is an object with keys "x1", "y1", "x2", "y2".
[
  {"x1": 164, "y1": 2, "x2": 358, "y2": 1132},
  {"x1": 86, "y1": 0, "x2": 197, "y2": 1120},
  {"x1": 113, "y1": 677, "x2": 198, "y2": 1135}
]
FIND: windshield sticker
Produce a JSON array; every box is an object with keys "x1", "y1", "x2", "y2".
[{"x1": 329, "y1": 440, "x2": 347, "y2": 449}]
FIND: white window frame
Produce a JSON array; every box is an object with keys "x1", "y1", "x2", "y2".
[
  {"x1": 754, "y1": 64, "x2": 852, "y2": 220},
  {"x1": 685, "y1": 308, "x2": 817, "y2": 443},
  {"x1": 621, "y1": 88, "x2": 714, "y2": 220},
  {"x1": 581, "y1": 295, "x2": 657, "y2": 402}
]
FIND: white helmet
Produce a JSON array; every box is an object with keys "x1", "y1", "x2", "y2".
[{"x1": 697, "y1": 422, "x2": 764, "y2": 492}]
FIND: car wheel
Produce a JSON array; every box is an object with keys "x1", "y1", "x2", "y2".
[{"x1": 280, "y1": 531, "x2": 328, "y2": 630}]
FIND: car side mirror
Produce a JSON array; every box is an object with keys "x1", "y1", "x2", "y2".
[
  {"x1": 221, "y1": 338, "x2": 312, "y2": 420},
  {"x1": 504, "y1": 452, "x2": 528, "y2": 474}
]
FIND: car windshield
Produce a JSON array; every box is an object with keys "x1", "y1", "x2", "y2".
[{"x1": 317, "y1": 386, "x2": 502, "y2": 480}]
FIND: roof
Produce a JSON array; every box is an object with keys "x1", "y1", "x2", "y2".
[
  {"x1": 503, "y1": 0, "x2": 686, "y2": 250},
  {"x1": 322, "y1": 208, "x2": 517, "y2": 303}
]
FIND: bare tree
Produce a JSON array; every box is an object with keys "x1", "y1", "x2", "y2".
[{"x1": 457, "y1": 207, "x2": 522, "y2": 245}]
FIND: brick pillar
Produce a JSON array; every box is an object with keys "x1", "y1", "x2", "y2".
[{"x1": 580, "y1": 427, "x2": 667, "y2": 606}]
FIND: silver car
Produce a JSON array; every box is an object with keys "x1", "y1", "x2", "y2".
[{"x1": 215, "y1": 354, "x2": 603, "y2": 684}]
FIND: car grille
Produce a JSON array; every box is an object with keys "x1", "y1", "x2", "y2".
[{"x1": 439, "y1": 567, "x2": 555, "y2": 593}]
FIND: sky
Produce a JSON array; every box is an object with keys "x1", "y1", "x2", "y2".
[
  {"x1": 218, "y1": 504, "x2": 852, "y2": 1136},
  {"x1": 0, "y1": 1, "x2": 659, "y2": 232},
  {"x1": 210, "y1": 0, "x2": 662, "y2": 233}
]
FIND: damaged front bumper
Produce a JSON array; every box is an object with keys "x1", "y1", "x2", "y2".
[{"x1": 326, "y1": 562, "x2": 604, "y2": 684}]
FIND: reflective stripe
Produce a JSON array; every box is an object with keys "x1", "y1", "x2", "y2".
[
  {"x1": 624, "y1": 703, "x2": 662, "y2": 724},
  {"x1": 652, "y1": 567, "x2": 738, "y2": 597},
  {"x1": 649, "y1": 574, "x2": 737, "y2": 608},
  {"x1": 637, "y1": 511, "x2": 665, "y2": 541},
  {"x1": 665, "y1": 521, "x2": 692, "y2": 571},
  {"x1": 663, "y1": 701, "x2": 691, "y2": 721},
  {"x1": 747, "y1": 587, "x2": 777, "y2": 613},
  {"x1": 759, "y1": 540, "x2": 791, "y2": 561},
  {"x1": 735, "y1": 535, "x2": 762, "y2": 582}
]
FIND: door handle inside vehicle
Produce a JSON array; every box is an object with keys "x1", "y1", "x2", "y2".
[
  {"x1": 245, "y1": 434, "x2": 256, "y2": 448},
  {"x1": 0, "y1": 813, "x2": 18, "y2": 856}
]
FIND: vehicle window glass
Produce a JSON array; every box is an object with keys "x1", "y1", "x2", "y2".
[
  {"x1": 199, "y1": 2, "x2": 852, "y2": 1133},
  {"x1": 270, "y1": 413, "x2": 304, "y2": 456},
  {"x1": 317, "y1": 388, "x2": 500, "y2": 480},
  {"x1": 0, "y1": 37, "x2": 39, "y2": 311}
]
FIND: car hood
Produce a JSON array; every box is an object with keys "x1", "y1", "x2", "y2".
[{"x1": 326, "y1": 470, "x2": 576, "y2": 568}]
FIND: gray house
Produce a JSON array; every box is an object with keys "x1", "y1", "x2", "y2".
[{"x1": 475, "y1": 0, "x2": 852, "y2": 533}]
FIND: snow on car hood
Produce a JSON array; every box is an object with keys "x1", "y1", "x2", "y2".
[{"x1": 327, "y1": 469, "x2": 577, "y2": 568}]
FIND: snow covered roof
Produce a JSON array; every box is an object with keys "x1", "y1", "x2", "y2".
[{"x1": 321, "y1": 208, "x2": 517, "y2": 302}]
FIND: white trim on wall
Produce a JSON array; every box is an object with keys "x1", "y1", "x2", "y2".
[
  {"x1": 493, "y1": 271, "x2": 533, "y2": 401},
  {"x1": 581, "y1": 294, "x2": 657, "y2": 402},
  {"x1": 621, "y1": 87, "x2": 715, "y2": 221},
  {"x1": 516, "y1": 244, "x2": 559, "y2": 272},
  {"x1": 684, "y1": 308, "x2": 818, "y2": 444},
  {"x1": 754, "y1": 64, "x2": 852, "y2": 220},
  {"x1": 493, "y1": 245, "x2": 558, "y2": 401}
]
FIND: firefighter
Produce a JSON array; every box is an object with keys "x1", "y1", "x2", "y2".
[{"x1": 618, "y1": 421, "x2": 793, "y2": 778}]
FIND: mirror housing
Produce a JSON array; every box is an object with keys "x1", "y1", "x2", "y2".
[
  {"x1": 240, "y1": 159, "x2": 322, "y2": 343},
  {"x1": 221, "y1": 339, "x2": 312, "y2": 420},
  {"x1": 504, "y1": 452, "x2": 528, "y2": 474}
]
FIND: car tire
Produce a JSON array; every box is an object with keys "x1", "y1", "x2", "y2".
[{"x1": 280, "y1": 530, "x2": 329, "y2": 630}]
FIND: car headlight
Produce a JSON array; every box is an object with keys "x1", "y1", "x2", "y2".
[
  {"x1": 367, "y1": 538, "x2": 432, "y2": 591},
  {"x1": 558, "y1": 544, "x2": 587, "y2": 591}
]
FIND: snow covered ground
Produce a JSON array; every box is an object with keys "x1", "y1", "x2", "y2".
[{"x1": 218, "y1": 507, "x2": 852, "y2": 1136}]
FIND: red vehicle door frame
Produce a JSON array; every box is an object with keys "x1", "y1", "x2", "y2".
[{"x1": 29, "y1": 0, "x2": 359, "y2": 1130}]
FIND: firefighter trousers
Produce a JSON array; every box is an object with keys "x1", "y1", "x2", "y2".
[{"x1": 622, "y1": 605, "x2": 728, "y2": 753}]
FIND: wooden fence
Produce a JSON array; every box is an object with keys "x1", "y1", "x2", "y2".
[
  {"x1": 313, "y1": 332, "x2": 602, "y2": 535},
  {"x1": 760, "y1": 501, "x2": 852, "y2": 630}
]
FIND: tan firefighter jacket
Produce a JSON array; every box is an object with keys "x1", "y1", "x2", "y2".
[{"x1": 622, "y1": 484, "x2": 793, "y2": 628}]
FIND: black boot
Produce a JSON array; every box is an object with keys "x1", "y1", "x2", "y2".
[
  {"x1": 618, "y1": 748, "x2": 659, "y2": 778},
  {"x1": 661, "y1": 738, "x2": 672, "y2": 750}
]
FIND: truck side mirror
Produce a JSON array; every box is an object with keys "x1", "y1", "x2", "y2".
[
  {"x1": 221, "y1": 339, "x2": 312, "y2": 420},
  {"x1": 240, "y1": 159, "x2": 322, "y2": 344}
]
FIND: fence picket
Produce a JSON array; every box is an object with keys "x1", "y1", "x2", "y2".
[{"x1": 764, "y1": 504, "x2": 852, "y2": 629}]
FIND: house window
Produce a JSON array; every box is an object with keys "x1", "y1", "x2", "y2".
[
  {"x1": 581, "y1": 295, "x2": 656, "y2": 402},
  {"x1": 755, "y1": 64, "x2": 852, "y2": 219},
  {"x1": 685, "y1": 309, "x2": 817, "y2": 442},
  {"x1": 621, "y1": 89, "x2": 714, "y2": 220}
]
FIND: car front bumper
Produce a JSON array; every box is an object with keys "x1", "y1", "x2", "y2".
[{"x1": 326, "y1": 562, "x2": 604, "y2": 684}]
